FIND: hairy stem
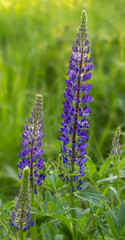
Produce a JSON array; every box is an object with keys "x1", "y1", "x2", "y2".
[
  {"x1": 116, "y1": 156, "x2": 120, "y2": 206},
  {"x1": 20, "y1": 223, "x2": 24, "y2": 240}
]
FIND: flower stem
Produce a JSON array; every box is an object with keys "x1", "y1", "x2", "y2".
[
  {"x1": 69, "y1": 185, "x2": 76, "y2": 240},
  {"x1": 20, "y1": 223, "x2": 24, "y2": 240},
  {"x1": 116, "y1": 156, "x2": 120, "y2": 206},
  {"x1": 61, "y1": 185, "x2": 72, "y2": 207},
  {"x1": 31, "y1": 186, "x2": 35, "y2": 240}
]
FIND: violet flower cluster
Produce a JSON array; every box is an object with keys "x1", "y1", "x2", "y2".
[
  {"x1": 111, "y1": 127, "x2": 121, "y2": 157},
  {"x1": 11, "y1": 167, "x2": 34, "y2": 230},
  {"x1": 59, "y1": 10, "x2": 93, "y2": 191},
  {"x1": 18, "y1": 94, "x2": 45, "y2": 194}
]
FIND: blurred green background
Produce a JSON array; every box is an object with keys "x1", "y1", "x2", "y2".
[{"x1": 0, "y1": 0, "x2": 125, "y2": 199}]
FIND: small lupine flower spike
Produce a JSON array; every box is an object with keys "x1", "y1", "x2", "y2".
[
  {"x1": 18, "y1": 94, "x2": 45, "y2": 194},
  {"x1": 111, "y1": 127, "x2": 121, "y2": 157},
  {"x1": 59, "y1": 10, "x2": 93, "y2": 191},
  {"x1": 11, "y1": 166, "x2": 34, "y2": 230}
]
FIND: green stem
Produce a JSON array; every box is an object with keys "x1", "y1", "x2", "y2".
[
  {"x1": 20, "y1": 224, "x2": 24, "y2": 240},
  {"x1": 70, "y1": 179, "x2": 76, "y2": 240},
  {"x1": 31, "y1": 185, "x2": 34, "y2": 206},
  {"x1": 31, "y1": 187, "x2": 35, "y2": 240},
  {"x1": 61, "y1": 185, "x2": 72, "y2": 207},
  {"x1": 116, "y1": 156, "x2": 120, "y2": 206}
]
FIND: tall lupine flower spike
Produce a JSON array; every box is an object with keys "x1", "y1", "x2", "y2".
[
  {"x1": 59, "y1": 10, "x2": 93, "y2": 192},
  {"x1": 18, "y1": 94, "x2": 45, "y2": 194},
  {"x1": 11, "y1": 166, "x2": 34, "y2": 230},
  {"x1": 111, "y1": 127, "x2": 121, "y2": 157}
]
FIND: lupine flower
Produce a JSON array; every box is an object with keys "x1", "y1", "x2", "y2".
[
  {"x1": 59, "y1": 10, "x2": 93, "y2": 191},
  {"x1": 18, "y1": 94, "x2": 45, "y2": 194},
  {"x1": 111, "y1": 127, "x2": 121, "y2": 157},
  {"x1": 11, "y1": 166, "x2": 34, "y2": 230}
]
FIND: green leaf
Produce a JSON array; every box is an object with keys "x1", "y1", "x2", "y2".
[
  {"x1": 80, "y1": 190, "x2": 107, "y2": 201},
  {"x1": 55, "y1": 175, "x2": 65, "y2": 190},
  {"x1": 75, "y1": 190, "x2": 107, "y2": 207},
  {"x1": 108, "y1": 154, "x2": 116, "y2": 165},
  {"x1": 120, "y1": 225, "x2": 125, "y2": 237},
  {"x1": 48, "y1": 201, "x2": 57, "y2": 214},
  {"x1": 52, "y1": 208, "x2": 73, "y2": 215},
  {"x1": 98, "y1": 157, "x2": 111, "y2": 175},
  {"x1": 99, "y1": 224, "x2": 115, "y2": 238},
  {"x1": 86, "y1": 158, "x2": 96, "y2": 175},
  {"x1": 92, "y1": 172, "x2": 101, "y2": 183},
  {"x1": 117, "y1": 237, "x2": 125, "y2": 240},
  {"x1": 97, "y1": 175, "x2": 117, "y2": 184},
  {"x1": 119, "y1": 158, "x2": 125, "y2": 169},
  {"x1": 56, "y1": 201, "x2": 67, "y2": 210},
  {"x1": 50, "y1": 214, "x2": 74, "y2": 223},
  {"x1": 85, "y1": 170, "x2": 94, "y2": 183},
  {"x1": 31, "y1": 207, "x2": 42, "y2": 214},
  {"x1": 45, "y1": 173, "x2": 57, "y2": 190},
  {"x1": 75, "y1": 208, "x2": 90, "y2": 220},
  {"x1": 109, "y1": 187, "x2": 118, "y2": 199},
  {"x1": 45, "y1": 190, "x2": 52, "y2": 203},
  {"x1": 79, "y1": 215, "x2": 88, "y2": 230},
  {"x1": 118, "y1": 200, "x2": 125, "y2": 234},
  {"x1": 2, "y1": 201, "x2": 15, "y2": 210},
  {"x1": 106, "y1": 211, "x2": 118, "y2": 238},
  {"x1": 54, "y1": 234, "x2": 63, "y2": 240}
]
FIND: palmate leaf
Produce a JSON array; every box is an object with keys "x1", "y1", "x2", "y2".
[
  {"x1": 48, "y1": 202, "x2": 57, "y2": 214},
  {"x1": 44, "y1": 173, "x2": 65, "y2": 191},
  {"x1": 31, "y1": 205, "x2": 76, "y2": 224},
  {"x1": 75, "y1": 189, "x2": 107, "y2": 207},
  {"x1": 31, "y1": 207, "x2": 42, "y2": 214}
]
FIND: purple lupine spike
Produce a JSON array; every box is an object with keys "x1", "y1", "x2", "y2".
[
  {"x1": 11, "y1": 167, "x2": 34, "y2": 230},
  {"x1": 18, "y1": 94, "x2": 45, "y2": 194},
  {"x1": 59, "y1": 10, "x2": 93, "y2": 191}
]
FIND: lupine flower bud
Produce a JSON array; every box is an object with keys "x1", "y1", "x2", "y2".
[
  {"x1": 11, "y1": 167, "x2": 34, "y2": 230},
  {"x1": 59, "y1": 10, "x2": 93, "y2": 191},
  {"x1": 18, "y1": 94, "x2": 45, "y2": 194},
  {"x1": 111, "y1": 127, "x2": 121, "y2": 157}
]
